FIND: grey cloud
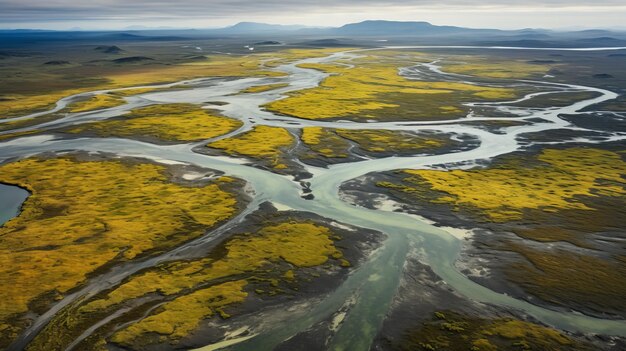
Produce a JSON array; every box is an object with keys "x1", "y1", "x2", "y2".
[{"x1": 1, "y1": 0, "x2": 625, "y2": 22}]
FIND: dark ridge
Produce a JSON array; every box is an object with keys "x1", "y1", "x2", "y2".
[
  {"x1": 574, "y1": 37, "x2": 626, "y2": 46},
  {"x1": 224, "y1": 22, "x2": 307, "y2": 33},
  {"x1": 43, "y1": 60, "x2": 71, "y2": 65},
  {"x1": 527, "y1": 60, "x2": 558, "y2": 64},
  {"x1": 112, "y1": 56, "x2": 155, "y2": 64},
  {"x1": 254, "y1": 41, "x2": 282, "y2": 45},
  {"x1": 298, "y1": 38, "x2": 353, "y2": 47},
  {"x1": 547, "y1": 68, "x2": 563, "y2": 76},
  {"x1": 0, "y1": 51, "x2": 30, "y2": 58},
  {"x1": 575, "y1": 36, "x2": 623, "y2": 42},
  {"x1": 477, "y1": 39, "x2": 557, "y2": 47},
  {"x1": 94, "y1": 45, "x2": 123, "y2": 54},
  {"x1": 182, "y1": 55, "x2": 207, "y2": 60},
  {"x1": 593, "y1": 73, "x2": 614, "y2": 79}
]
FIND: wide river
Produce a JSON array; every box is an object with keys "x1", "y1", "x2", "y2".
[{"x1": 1, "y1": 46, "x2": 625, "y2": 351}]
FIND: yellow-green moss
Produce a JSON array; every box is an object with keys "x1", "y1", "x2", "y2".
[
  {"x1": 377, "y1": 147, "x2": 626, "y2": 315},
  {"x1": 82, "y1": 220, "x2": 342, "y2": 313},
  {"x1": 111, "y1": 280, "x2": 248, "y2": 345},
  {"x1": 300, "y1": 127, "x2": 451, "y2": 159},
  {"x1": 394, "y1": 311, "x2": 587, "y2": 351},
  {"x1": 67, "y1": 103, "x2": 242, "y2": 141},
  {"x1": 400, "y1": 148, "x2": 625, "y2": 221},
  {"x1": 336, "y1": 129, "x2": 445, "y2": 153},
  {"x1": 300, "y1": 127, "x2": 351, "y2": 158},
  {"x1": 0, "y1": 157, "x2": 239, "y2": 323},
  {"x1": 207, "y1": 125, "x2": 294, "y2": 168},
  {"x1": 487, "y1": 319, "x2": 571, "y2": 344},
  {"x1": 67, "y1": 220, "x2": 346, "y2": 348},
  {"x1": 443, "y1": 61, "x2": 552, "y2": 79},
  {"x1": 265, "y1": 56, "x2": 517, "y2": 121},
  {"x1": 240, "y1": 83, "x2": 289, "y2": 93},
  {"x1": 107, "y1": 87, "x2": 165, "y2": 97},
  {"x1": 68, "y1": 94, "x2": 126, "y2": 113}
]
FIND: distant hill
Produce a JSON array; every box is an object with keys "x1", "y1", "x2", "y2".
[
  {"x1": 0, "y1": 30, "x2": 186, "y2": 47},
  {"x1": 43, "y1": 60, "x2": 71, "y2": 65},
  {"x1": 94, "y1": 45, "x2": 123, "y2": 54},
  {"x1": 1, "y1": 20, "x2": 626, "y2": 49},
  {"x1": 254, "y1": 41, "x2": 282, "y2": 45},
  {"x1": 219, "y1": 22, "x2": 309, "y2": 33},
  {"x1": 334, "y1": 20, "x2": 493, "y2": 36},
  {"x1": 575, "y1": 37, "x2": 626, "y2": 46},
  {"x1": 112, "y1": 56, "x2": 154, "y2": 64},
  {"x1": 297, "y1": 39, "x2": 355, "y2": 47}
]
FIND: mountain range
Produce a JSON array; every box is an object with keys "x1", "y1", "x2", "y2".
[{"x1": 2, "y1": 20, "x2": 626, "y2": 48}]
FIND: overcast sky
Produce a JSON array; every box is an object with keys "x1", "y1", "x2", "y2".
[{"x1": 2, "y1": 0, "x2": 626, "y2": 30}]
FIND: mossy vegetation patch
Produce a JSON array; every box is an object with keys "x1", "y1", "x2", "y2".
[
  {"x1": 0, "y1": 156, "x2": 242, "y2": 347},
  {"x1": 335, "y1": 129, "x2": 447, "y2": 153},
  {"x1": 67, "y1": 103, "x2": 243, "y2": 142},
  {"x1": 396, "y1": 148, "x2": 625, "y2": 222},
  {"x1": 442, "y1": 61, "x2": 553, "y2": 79},
  {"x1": 206, "y1": 125, "x2": 294, "y2": 169},
  {"x1": 375, "y1": 146, "x2": 626, "y2": 316},
  {"x1": 67, "y1": 93, "x2": 126, "y2": 113},
  {"x1": 265, "y1": 54, "x2": 520, "y2": 121},
  {"x1": 301, "y1": 127, "x2": 352, "y2": 159},
  {"x1": 300, "y1": 127, "x2": 456, "y2": 160},
  {"x1": 240, "y1": 83, "x2": 289, "y2": 93},
  {"x1": 27, "y1": 217, "x2": 354, "y2": 350},
  {"x1": 391, "y1": 311, "x2": 590, "y2": 351},
  {"x1": 110, "y1": 280, "x2": 249, "y2": 346}
]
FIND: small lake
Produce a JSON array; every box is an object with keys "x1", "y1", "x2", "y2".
[{"x1": 0, "y1": 183, "x2": 29, "y2": 226}]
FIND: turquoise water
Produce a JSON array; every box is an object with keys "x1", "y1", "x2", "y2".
[{"x1": 0, "y1": 183, "x2": 28, "y2": 226}]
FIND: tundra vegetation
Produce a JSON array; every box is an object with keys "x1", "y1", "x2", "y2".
[
  {"x1": 67, "y1": 103, "x2": 243, "y2": 142},
  {"x1": 25, "y1": 218, "x2": 353, "y2": 350},
  {"x1": 240, "y1": 83, "x2": 289, "y2": 93},
  {"x1": 67, "y1": 93, "x2": 126, "y2": 113},
  {"x1": 206, "y1": 125, "x2": 295, "y2": 169},
  {"x1": 0, "y1": 52, "x2": 283, "y2": 119},
  {"x1": 0, "y1": 156, "x2": 243, "y2": 348},
  {"x1": 1, "y1": 42, "x2": 622, "y2": 351},
  {"x1": 65, "y1": 87, "x2": 184, "y2": 114},
  {"x1": 205, "y1": 125, "x2": 464, "y2": 171},
  {"x1": 265, "y1": 52, "x2": 524, "y2": 121},
  {"x1": 376, "y1": 147, "x2": 626, "y2": 315},
  {"x1": 300, "y1": 127, "x2": 461, "y2": 160},
  {"x1": 441, "y1": 60, "x2": 554, "y2": 79},
  {"x1": 390, "y1": 311, "x2": 591, "y2": 351}
]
